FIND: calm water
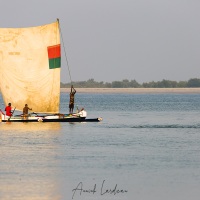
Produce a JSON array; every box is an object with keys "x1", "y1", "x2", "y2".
[{"x1": 0, "y1": 92, "x2": 200, "y2": 200}]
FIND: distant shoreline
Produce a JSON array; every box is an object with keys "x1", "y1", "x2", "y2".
[{"x1": 61, "y1": 88, "x2": 200, "y2": 94}]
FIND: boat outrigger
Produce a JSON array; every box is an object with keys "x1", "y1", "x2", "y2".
[{"x1": 0, "y1": 19, "x2": 102, "y2": 123}]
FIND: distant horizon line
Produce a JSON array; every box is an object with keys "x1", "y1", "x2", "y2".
[{"x1": 60, "y1": 78, "x2": 200, "y2": 84}]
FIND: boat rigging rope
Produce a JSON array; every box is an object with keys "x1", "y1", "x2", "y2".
[{"x1": 58, "y1": 19, "x2": 73, "y2": 85}]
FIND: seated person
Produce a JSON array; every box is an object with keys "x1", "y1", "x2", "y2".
[{"x1": 78, "y1": 108, "x2": 87, "y2": 118}]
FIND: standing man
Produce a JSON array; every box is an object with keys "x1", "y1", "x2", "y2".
[
  {"x1": 23, "y1": 104, "x2": 32, "y2": 119},
  {"x1": 5, "y1": 103, "x2": 12, "y2": 117},
  {"x1": 69, "y1": 85, "x2": 76, "y2": 114},
  {"x1": 23, "y1": 104, "x2": 32, "y2": 115}
]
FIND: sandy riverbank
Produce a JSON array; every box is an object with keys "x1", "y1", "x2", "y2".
[{"x1": 61, "y1": 88, "x2": 200, "y2": 94}]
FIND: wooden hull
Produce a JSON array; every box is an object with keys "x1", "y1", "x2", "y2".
[
  {"x1": 1, "y1": 117, "x2": 102, "y2": 123},
  {"x1": 0, "y1": 110, "x2": 103, "y2": 123},
  {"x1": 1, "y1": 116, "x2": 102, "y2": 123}
]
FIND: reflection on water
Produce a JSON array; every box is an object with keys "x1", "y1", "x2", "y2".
[
  {"x1": 0, "y1": 122, "x2": 61, "y2": 132},
  {"x1": 0, "y1": 184, "x2": 61, "y2": 200},
  {"x1": 0, "y1": 122, "x2": 62, "y2": 200}
]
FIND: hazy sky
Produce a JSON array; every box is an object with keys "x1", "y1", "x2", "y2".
[{"x1": 1, "y1": 0, "x2": 200, "y2": 83}]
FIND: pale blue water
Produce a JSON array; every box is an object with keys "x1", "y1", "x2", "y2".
[{"x1": 0, "y1": 92, "x2": 200, "y2": 200}]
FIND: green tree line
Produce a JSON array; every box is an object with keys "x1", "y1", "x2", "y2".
[{"x1": 60, "y1": 78, "x2": 200, "y2": 88}]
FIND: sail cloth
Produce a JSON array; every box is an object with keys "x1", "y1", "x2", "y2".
[{"x1": 0, "y1": 21, "x2": 61, "y2": 113}]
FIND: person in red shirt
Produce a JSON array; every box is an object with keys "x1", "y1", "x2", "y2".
[{"x1": 5, "y1": 103, "x2": 12, "y2": 116}]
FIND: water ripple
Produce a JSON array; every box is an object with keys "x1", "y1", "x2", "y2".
[{"x1": 107, "y1": 124, "x2": 200, "y2": 129}]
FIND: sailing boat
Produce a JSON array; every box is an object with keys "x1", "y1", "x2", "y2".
[{"x1": 0, "y1": 19, "x2": 102, "y2": 122}]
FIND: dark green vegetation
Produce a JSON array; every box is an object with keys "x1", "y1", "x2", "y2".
[{"x1": 61, "y1": 78, "x2": 200, "y2": 88}]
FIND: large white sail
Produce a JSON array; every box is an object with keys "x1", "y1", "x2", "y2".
[{"x1": 0, "y1": 21, "x2": 61, "y2": 113}]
